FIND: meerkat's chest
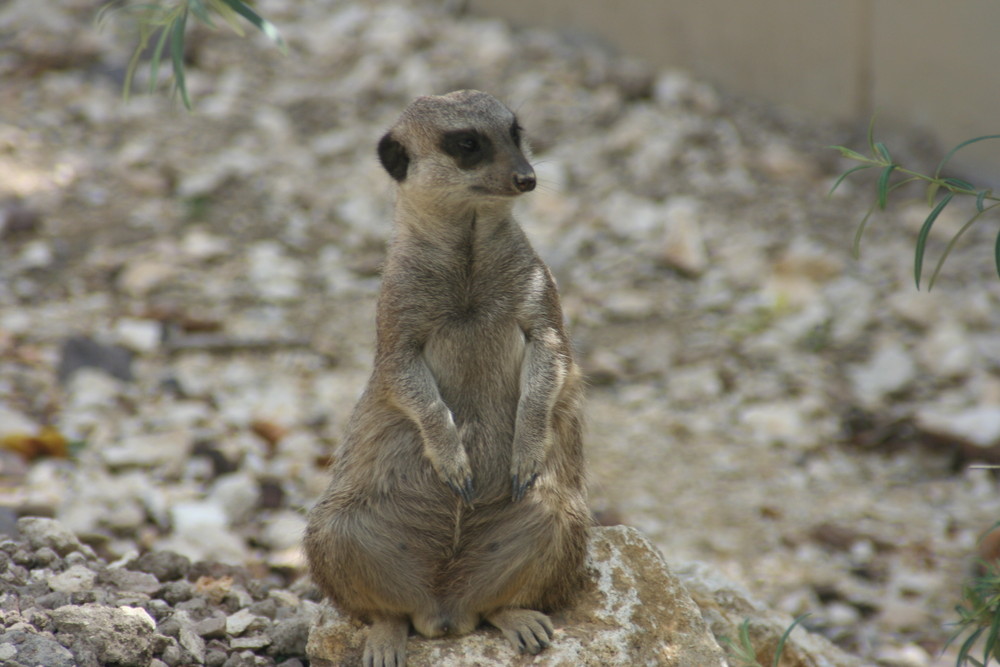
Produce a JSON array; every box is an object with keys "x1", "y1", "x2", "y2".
[{"x1": 422, "y1": 310, "x2": 526, "y2": 399}]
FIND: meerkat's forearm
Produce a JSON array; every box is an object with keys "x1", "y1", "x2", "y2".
[
  {"x1": 511, "y1": 329, "x2": 569, "y2": 500},
  {"x1": 383, "y1": 355, "x2": 474, "y2": 502}
]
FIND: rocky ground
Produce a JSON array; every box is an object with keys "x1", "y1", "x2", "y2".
[{"x1": 2, "y1": 0, "x2": 1000, "y2": 665}]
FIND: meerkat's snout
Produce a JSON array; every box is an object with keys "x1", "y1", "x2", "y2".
[{"x1": 513, "y1": 168, "x2": 536, "y2": 193}]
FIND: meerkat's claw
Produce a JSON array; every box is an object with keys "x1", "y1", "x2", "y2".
[
  {"x1": 510, "y1": 472, "x2": 539, "y2": 502},
  {"x1": 447, "y1": 477, "x2": 475, "y2": 505}
]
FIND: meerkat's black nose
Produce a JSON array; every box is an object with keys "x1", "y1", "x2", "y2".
[{"x1": 513, "y1": 170, "x2": 536, "y2": 193}]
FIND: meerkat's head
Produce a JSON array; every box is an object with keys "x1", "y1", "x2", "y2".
[{"x1": 377, "y1": 90, "x2": 536, "y2": 202}]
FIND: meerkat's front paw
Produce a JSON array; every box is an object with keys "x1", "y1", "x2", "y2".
[
  {"x1": 509, "y1": 454, "x2": 542, "y2": 502},
  {"x1": 427, "y1": 445, "x2": 475, "y2": 505}
]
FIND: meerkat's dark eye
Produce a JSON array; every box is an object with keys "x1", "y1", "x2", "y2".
[
  {"x1": 441, "y1": 130, "x2": 494, "y2": 169},
  {"x1": 458, "y1": 136, "x2": 479, "y2": 152},
  {"x1": 510, "y1": 121, "x2": 523, "y2": 147}
]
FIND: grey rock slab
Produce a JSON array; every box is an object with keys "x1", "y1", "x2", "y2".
[
  {"x1": 49, "y1": 603, "x2": 156, "y2": 666},
  {"x1": 0, "y1": 629, "x2": 77, "y2": 667},
  {"x1": 16, "y1": 517, "x2": 84, "y2": 557}
]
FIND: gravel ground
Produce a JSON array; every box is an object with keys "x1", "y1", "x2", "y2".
[{"x1": 2, "y1": 1, "x2": 1000, "y2": 665}]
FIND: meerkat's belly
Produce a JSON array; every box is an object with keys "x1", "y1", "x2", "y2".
[{"x1": 422, "y1": 318, "x2": 525, "y2": 417}]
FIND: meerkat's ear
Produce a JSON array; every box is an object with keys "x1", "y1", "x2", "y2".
[{"x1": 377, "y1": 132, "x2": 409, "y2": 182}]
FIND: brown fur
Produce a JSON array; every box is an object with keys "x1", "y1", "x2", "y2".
[{"x1": 304, "y1": 90, "x2": 588, "y2": 666}]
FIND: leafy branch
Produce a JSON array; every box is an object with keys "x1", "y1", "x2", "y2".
[
  {"x1": 829, "y1": 117, "x2": 1000, "y2": 290},
  {"x1": 96, "y1": 0, "x2": 286, "y2": 110},
  {"x1": 945, "y1": 524, "x2": 1000, "y2": 667}
]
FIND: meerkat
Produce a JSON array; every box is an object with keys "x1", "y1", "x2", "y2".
[{"x1": 304, "y1": 90, "x2": 589, "y2": 667}]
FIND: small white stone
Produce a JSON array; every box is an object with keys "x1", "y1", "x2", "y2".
[
  {"x1": 48, "y1": 564, "x2": 97, "y2": 593},
  {"x1": 247, "y1": 241, "x2": 302, "y2": 302},
  {"x1": 260, "y1": 510, "x2": 308, "y2": 551},
  {"x1": 19, "y1": 240, "x2": 53, "y2": 268},
  {"x1": 181, "y1": 228, "x2": 230, "y2": 260},
  {"x1": 0, "y1": 404, "x2": 38, "y2": 439},
  {"x1": 226, "y1": 608, "x2": 264, "y2": 636},
  {"x1": 917, "y1": 321, "x2": 973, "y2": 378},
  {"x1": 660, "y1": 197, "x2": 709, "y2": 277},
  {"x1": 66, "y1": 368, "x2": 123, "y2": 409},
  {"x1": 209, "y1": 473, "x2": 260, "y2": 525},
  {"x1": 102, "y1": 429, "x2": 193, "y2": 470},
  {"x1": 741, "y1": 402, "x2": 808, "y2": 447},
  {"x1": 0, "y1": 643, "x2": 16, "y2": 660},
  {"x1": 916, "y1": 405, "x2": 1000, "y2": 448},
  {"x1": 117, "y1": 258, "x2": 175, "y2": 297},
  {"x1": 113, "y1": 317, "x2": 161, "y2": 353},
  {"x1": 848, "y1": 342, "x2": 916, "y2": 407}
]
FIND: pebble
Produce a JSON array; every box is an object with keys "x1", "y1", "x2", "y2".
[
  {"x1": 848, "y1": 341, "x2": 916, "y2": 407},
  {"x1": 916, "y1": 405, "x2": 1000, "y2": 447}
]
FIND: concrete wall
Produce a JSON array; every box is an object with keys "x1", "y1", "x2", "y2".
[{"x1": 469, "y1": 0, "x2": 1000, "y2": 177}]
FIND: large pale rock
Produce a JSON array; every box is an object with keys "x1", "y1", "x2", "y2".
[{"x1": 306, "y1": 525, "x2": 728, "y2": 666}]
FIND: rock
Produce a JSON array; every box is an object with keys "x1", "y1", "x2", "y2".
[
  {"x1": 226, "y1": 608, "x2": 269, "y2": 636},
  {"x1": 0, "y1": 404, "x2": 39, "y2": 440},
  {"x1": 56, "y1": 335, "x2": 134, "y2": 383},
  {"x1": 158, "y1": 501, "x2": 249, "y2": 565},
  {"x1": 50, "y1": 604, "x2": 156, "y2": 666},
  {"x1": 677, "y1": 560, "x2": 865, "y2": 667},
  {"x1": 117, "y1": 258, "x2": 176, "y2": 297},
  {"x1": 16, "y1": 516, "x2": 84, "y2": 557},
  {"x1": 247, "y1": 241, "x2": 303, "y2": 302},
  {"x1": 659, "y1": 196, "x2": 710, "y2": 277},
  {"x1": 208, "y1": 473, "x2": 260, "y2": 525},
  {"x1": 48, "y1": 564, "x2": 97, "y2": 593},
  {"x1": 259, "y1": 510, "x2": 308, "y2": 551},
  {"x1": 916, "y1": 405, "x2": 1000, "y2": 448},
  {"x1": 101, "y1": 567, "x2": 162, "y2": 596},
  {"x1": 102, "y1": 429, "x2": 194, "y2": 471},
  {"x1": 268, "y1": 614, "x2": 314, "y2": 658},
  {"x1": 127, "y1": 550, "x2": 191, "y2": 582},
  {"x1": 113, "y1": 317, "x2": 162, "y2": 354},
  {"x1": 848, "y1": 341, "x2": 916, "y2": 407},
  {"x1": 0, "y1": 629, "x2": 77, "y2": 667},
  {"x1": 306, "y1": 526, "x2": 729, "y2": 666},
  {"x1": 916, "y1": 321, "x2": 974, "y2": 378}
]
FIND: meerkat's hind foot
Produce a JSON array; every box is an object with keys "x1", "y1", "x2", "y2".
[
  {"x1": 363, "y1": 615, "x2": 409, "y2": 667},
  {"x1": 485, "y1": 608, "x2": 555, "y2": 655}
]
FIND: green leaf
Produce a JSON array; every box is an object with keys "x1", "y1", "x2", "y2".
[
  {"x1": 218, "y1": 0, "x2": 287, "y2": 52},
  {"x1": 943, "y1": 177, "x2": 976, "y2": 192},
  {"x1": 147, "y1": 23, "x2": 172, "y2": 94},
  {"x1": 995, "y1": 225, "x2": 1000, "y2": 283},
  {"x1": 977, "y1": 189, "x2": 991, "y2": 212},
  {"x1": 772, "y1": 614, "x2": 810, "y2": 667},
  {"x1": 188, "y1": 0, "x2": 216, "y2": 27},
  {"x1": 852, "y1": 201, "x2": 879, "y2": 259},
  {"x1": 927, "y1": 207, "x2": 988, "y2": 290},
  {"x1": 982, "y1": 602, "x2": 1000, "y2": 666},
  {"x1": 925, "y1": 181, "x2": 941, "y2": 208},
  {"x1": 959, "y1": 627, "x2": 986, "y2": 667},
  {"x1": 874, "y1": 141, "x2": 891, "y2": 163},
  {"x1": 914, "y1": 192, "x2": 953, "y2": 289},
  {"x1": 866, "y1": 113, "x2": 878, "y2": 156},
  {"x1": 170, "y1": 7, "x2": 191, "y2": 110},
  {"x1": 877, "y1": 164, "x2": 896, "y2": 210},
  {"x1": 828, "y1": 164, "x2": 873, "y2": 196},
  {"x1": 828, "y1": 146, "x2": 871, "y2": 163},
  {"x1": 934, "y1": 134, "x2": 1000, "y2": 179}
]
